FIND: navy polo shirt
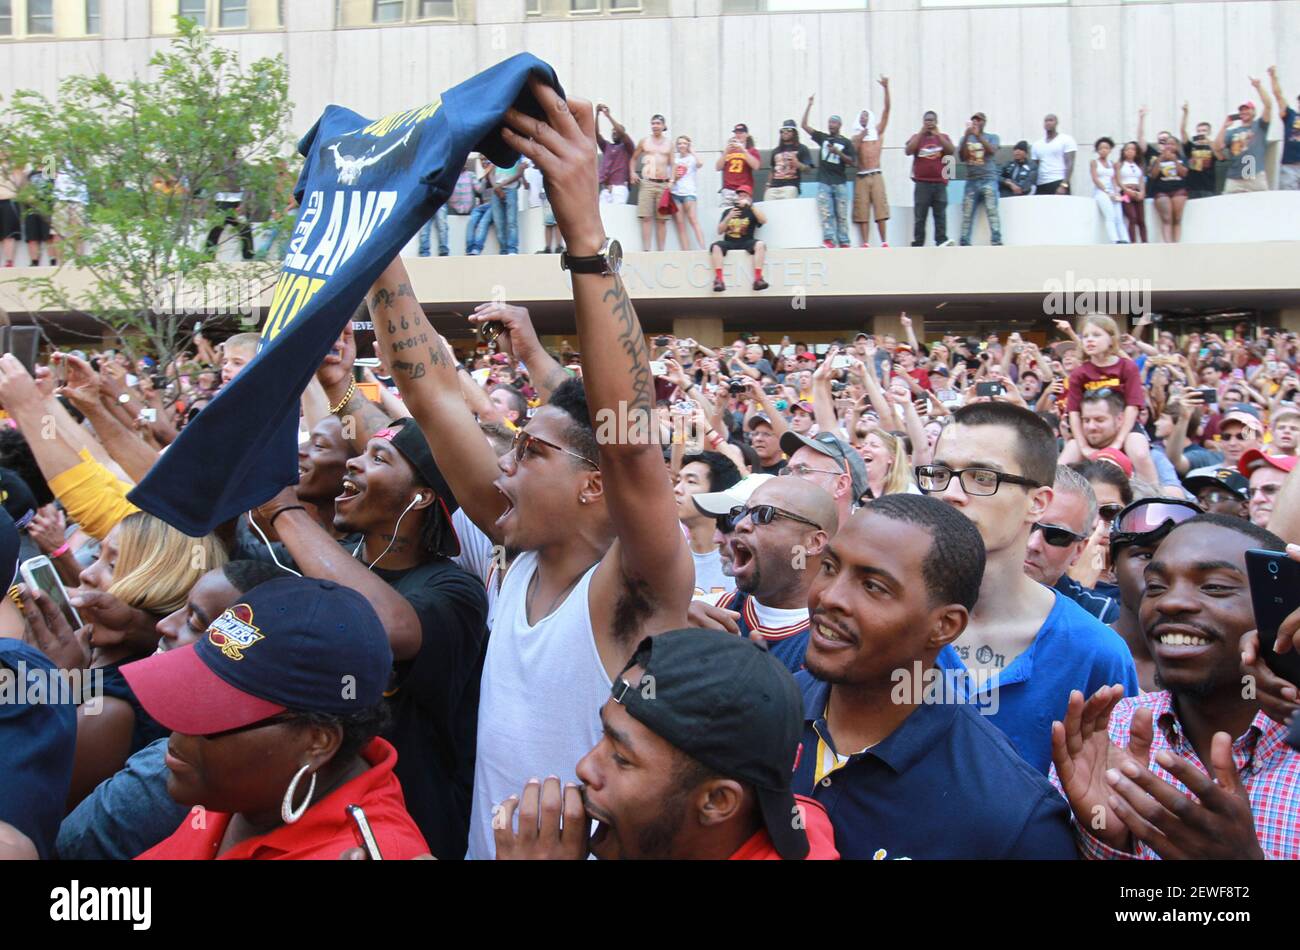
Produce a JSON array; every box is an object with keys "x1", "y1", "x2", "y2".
[
  {"x1": 1053, "y1": 575, "x2": 1120, "y2": 625},
  {"x1": 936, "y1": 588, "x2": 1138, "y2": 774},
  {"x1": 793, "y1": 672, "x2": 1077, "y2": 860}
]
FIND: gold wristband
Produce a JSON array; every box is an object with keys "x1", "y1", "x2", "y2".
[{"x1": 328, "y1": 378, "x2": 357, "y2": 415}]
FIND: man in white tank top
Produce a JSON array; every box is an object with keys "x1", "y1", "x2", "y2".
[{"x1": 365, "y1": 81, "x2": 695, "y2": 859}]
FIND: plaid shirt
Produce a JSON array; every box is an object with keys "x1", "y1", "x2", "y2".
[{"x1": 1059, "y1": 690, "x2": 1300, "y2": 860}]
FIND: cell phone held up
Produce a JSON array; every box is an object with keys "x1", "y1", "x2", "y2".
[
  {"x1": 1245, "y1": 550, "x2": 1300, "y2": 687},
  {"x1": 20, "y1": 555, "x2": 82, "y2": 631},
  {"x1": 976, "y1": 381, "x2": 1004, "y2": 398}
]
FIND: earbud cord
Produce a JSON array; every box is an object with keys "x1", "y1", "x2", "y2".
[
  {"x1": 354, "y1": 494, "x2": 422, "y2": 571},
  {"x1": 248, "y1": 511, "x2": 303, "y2": 578}
]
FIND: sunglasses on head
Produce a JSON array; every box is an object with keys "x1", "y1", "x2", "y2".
[
  {"x1": 1032, "y1": 522, "x2": 1087, "y2": 547},
  {"x1": 1108, "y1": 499, "x2": 1202, "y2": 550}
]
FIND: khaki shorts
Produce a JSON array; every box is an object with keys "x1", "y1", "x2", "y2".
[
  {"x1": 637, "y1": 179, "x2": 671, "y2": 218},
  {"x1": 853, "y1": 173, "x2": 889, "y2": 222},
  {"x1": 766, "y1": 185, "x2": 799, "y2": 200}
]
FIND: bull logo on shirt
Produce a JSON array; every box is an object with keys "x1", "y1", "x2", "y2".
[
  {"x1": 317, "y1": 100, "x2": 441, "y2": 188},
  {"x1": 324, "y1": 126, "x2": 417, "y2": 187},
  {"x1": 207, "y1": 604, "x2": 264, "y2": 661}
]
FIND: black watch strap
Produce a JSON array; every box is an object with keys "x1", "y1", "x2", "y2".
[{"x1": 561, "y1": 238, "x2": 616, "y2": 275}]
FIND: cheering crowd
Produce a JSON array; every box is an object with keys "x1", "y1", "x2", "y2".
[{"x1": 0, "y1": 81, "x2": 1298, "y2": 863}]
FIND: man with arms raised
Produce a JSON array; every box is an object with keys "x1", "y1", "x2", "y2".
[
  {"x1": 1053, "y1": 515, "x2": 1299, "y2": 859},
  {"x1": 687, "y1": 478, "x2": 838, "y2": 673},
  {"x1": 796, "y1": 495, "x2": 1076, "y2": 859},
  {"x1": 364, "y1": 80, "x2": 694, "y2": 859},
  {"x1": 920, "y1": 402, "x2": 1137, "y2": 772}
]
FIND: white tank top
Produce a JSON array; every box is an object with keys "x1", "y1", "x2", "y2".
[
  {"x1": 1094, "y1": 160, "x2": 1118, "y2": 195},
  {"x1": 1118, "y1": 160, "x2": 1143, "y2": 188},
  {"x1": 465, "y1": 549, "x2": 609, "y2": 859}
]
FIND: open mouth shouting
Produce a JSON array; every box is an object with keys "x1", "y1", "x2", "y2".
[{"x1": 336, "y1": 475, "x2": 364, "y2": 509}]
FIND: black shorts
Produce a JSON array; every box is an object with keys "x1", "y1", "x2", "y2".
[
  {"x1": 23, "y1": 209, "x2": 51, "y2": 243},
  {"x1": 712, "y1": 237, "x2": 757, "y2": 254},
  {"x1": 0, "y1": 200, "x2": 19, "y2": 239}
]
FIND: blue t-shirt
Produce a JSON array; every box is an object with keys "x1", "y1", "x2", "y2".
[
  {"x1": 0, "y1": 640, "x2": 77, "y2": 859},
  {"x1": 1053, "y1": 575, "x2": 1120, "y2": 625},
  {"x1": 57, "y1": 737, "x2": 185, "y2": 861},
  {"x1": 1282, "y1": 108, "x2": 1300, "y2": 166},
  {"x1": 792, "y1": 672, "x2": 1077, "y2": 860},
  {"x1": 936, "y1": 588, "x2": 1139, "y2": 774},
  {"x1": 131, "y1": 54, "x2": 563, "y2": 534}
]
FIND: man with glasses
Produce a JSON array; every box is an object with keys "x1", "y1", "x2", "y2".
[
  {"x1": 1210, "y1": 406, "x2": 1264, "y2": 470},
  {"x1": 1239, "y1": 449, "x2": 1295, "y2": 529},
  {"x1": 1024, "y1": 466, "x2": 1118, "y2": 624},
  {"x1": 919, "y1": 402, "x2": 1138, "y2": 773},
  {"x1": 361, "y1": 84, "x2": 696, "y2": 860},
  {"x1": 780, "y1": 430, "x2": 871, "y2": 528},
  {"x1": 688, "y1": 478, "x2": 839, "y2": 673},
  {"x1": 1182, "y1": 465, "x2": 1249, "y2": 519},
  {"x1": 1107, "y1": 497, "x2": 1203, "y2": 693}
]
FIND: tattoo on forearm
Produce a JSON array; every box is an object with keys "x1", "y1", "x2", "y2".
[
  {"x1": 603, "y1": 277, "x2": 653, "y2": 423},
  {"x1": 371, "y1": 288, "x2": 395, "y2": 310},
  {"x1": 391, "y1": 359, "x2": 426, "y2": 379}
]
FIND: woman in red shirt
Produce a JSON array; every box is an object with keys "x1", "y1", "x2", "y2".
[{"x1": 125, "y1": 576, "x2": 429, "y2": 860}]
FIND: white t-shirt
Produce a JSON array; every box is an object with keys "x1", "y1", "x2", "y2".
[
  {"x1": 691, "y1": 547, "x2": 733, "y2": 601},
  {"x1": 1032, "y1": 133, "x2": 1078, "y2": 184},
  {"x1": 672, "y1": 154, "x2": 699, "y2": 198}
]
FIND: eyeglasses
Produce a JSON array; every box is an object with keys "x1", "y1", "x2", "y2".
[
  {"x1": 1098, "y1": 503, "x2": 1126, "y2": 523},
  {"x1": 914, "y1": 464, "x2": 1042, "y2": 496},
  {"x1": 728, "y1": 504, "x2": 823, "y2": 531},
  {"x1": 511, "y1": 429, "x2": 598, "y2": 469},
  {"x1": 779, "y1": 462, "x2": 844, "y2": 479},
  {"x1": 1215, "y1": 431, "x2": 1256, "y2": 442},
  {"x1": 1199, "y1": 489, "x2": 1242, "y2": 506},
  {"x1": 200, "y1": 712, "x2": 298, "y2": 741},
  {"x1": 1251, "y1": 483, "x2": 1282, "y2": 498},
  {"x1": 1031, "y1": 523, "x2": 1087, "y2": 548}
]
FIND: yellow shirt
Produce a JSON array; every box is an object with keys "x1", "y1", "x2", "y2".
[{"x1": 46, "y1": 450, "x2": 139, "y2": 541}]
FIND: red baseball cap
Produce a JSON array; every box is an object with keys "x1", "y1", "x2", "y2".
[
  {"x1": 1092, "y1": 447, "x2": 1134, "y2": 479},
  {"x1": 796, "y1": 352, "x2": 817, "y2": 362},
  {"x1": 1238, "y1": 449, "x2": 1298, "y2": 477},
  {"x1": 736, "y1": 184, "x2": 753, "y2": 195}
]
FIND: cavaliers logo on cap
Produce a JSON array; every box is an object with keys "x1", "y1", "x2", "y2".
[{"x1": 207, "y1": 604, "x2": 264, "y2": 661}]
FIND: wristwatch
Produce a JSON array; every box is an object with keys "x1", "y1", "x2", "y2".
[{"x1": 561, "y1": 238, "x2": 622, "y2": 277}]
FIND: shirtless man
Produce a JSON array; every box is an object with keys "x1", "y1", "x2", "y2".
[
  {"x1": 630, "y1": 114, "x2": 674, "y2": 250},
  {"x1": 851, "y1": 76, "x2": 891, "y2": 247}
]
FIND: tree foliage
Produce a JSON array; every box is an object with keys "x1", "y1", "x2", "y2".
[{"x1": 0, "y1": 18, "x2": 297, "y2": 369}]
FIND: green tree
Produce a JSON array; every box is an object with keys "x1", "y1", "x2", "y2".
[{"x1": 0, "y1": 18, "x2": 297, "y2": 371}]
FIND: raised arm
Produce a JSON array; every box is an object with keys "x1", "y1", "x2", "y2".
[
  {"x1": 877, "y1": 77, "x2": 891, "y2": 135},
  {"x1": 1269, "y1": 67, "x2": 1286, "y2": 122},
  {"x1": 501, "y1": 78, "x2": 693, "y2": 627},
  {"x1": 801, "y1": 95, "x2": 819, "y2": 138},
  {"x1": 466, "y1": 302, "x2": 570, "y2": 404},
  {"x1": 366, "y1": 260, "x2": 508, "y2": 546},
  {"x1": 1253, "y1": 76, "x2": 1273, "y2": 124},
  {"x1": 1136, "y1": 106, "x2": 1148, "y2": 156},
  {"x1": 1179, "y1": 102, "x2": 1190, "y2": 144}
]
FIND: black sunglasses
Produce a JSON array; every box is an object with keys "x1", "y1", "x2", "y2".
[
  {"x1": 1032, "y1": 522, "x2": 1087, "y2": 548},
  {"x1": 199, "y1": 712, "x2": 298, "y2": 741},
  {"x1": 729, "y1": 504, "x2": 822, "y2": 531}
]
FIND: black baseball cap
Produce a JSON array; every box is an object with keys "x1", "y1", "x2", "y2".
[
  {"x1": 781, "y1": 119, "x2": 797, "y2": 129},
  {"x1": 122, "y1": 576, "x2": 393, "y2": 735},
  {"x1": 1183, "y1": 465, "x2": 1249, "y2": 502},
  {"x1": 613, "y1": 629, "x2": 808, "y2": 859},
  {"x1": 372, "y1": 418, "x2": 460, "y2": 557},
  {"x1": 0, "y1": 468, "x2": 37, "y2": 531},
  {"x1": 0, "y1": 508, "x2": 18, "y2": 588},
  {"x1": 733, "y1": 123, "x2": 749, "y2": 133}
]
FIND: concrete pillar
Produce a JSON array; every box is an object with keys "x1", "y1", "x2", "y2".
[{"x1": 672, "y1": 316, "x2": 724, "y2": 348}]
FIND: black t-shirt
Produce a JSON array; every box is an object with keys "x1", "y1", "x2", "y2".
[
  {"x1": 809, "y1": 130, "x2": 853, "y2": 184},
  {"x1": 719, "y1": 206, "x2": 759, "y2": 243},
  {"x1": 1182, "y1": 137, "x2": 1218, "y2": 192},
  {"x1": 770, "y1": 143, "x2": 812, "y2": 187},
  {"x1": 374, "y1": 557, "x2": 488, "y2": 860}
]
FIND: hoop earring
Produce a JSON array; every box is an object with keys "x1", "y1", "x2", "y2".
[{"x1": 281, "y1": 763, "x2": 316, "y2": 824}]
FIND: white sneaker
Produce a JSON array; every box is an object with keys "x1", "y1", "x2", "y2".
[{"x1": 939, "y1": 239, "x2": 956, "y2": 247}]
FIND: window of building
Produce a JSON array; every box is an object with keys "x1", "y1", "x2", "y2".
[
  {"x1": 374, "y1": 0, "x2": 404, "y2": 21},
  {"x1": 919, "y1": 0, "x2": 1064, "y2": 6},
  {"x1": 179, "y1": 0, "x2": 207, "y2": 26},
  {"x1": 28, "y1": 0, "x2": 54, "y2": 34},
  {"x1": 87, "y1": 0, "x2": 102, "y2": 33},
  {"x1": 415, "y1": 0, "x2": 455, "y2": 16},
  {"x1": 525, "y1": 0, "x2": 540, "y2": 13},
  {"x1": 0, "y1": 0, "x2": 12, "y2": 36},
  {"x1": 220, "y1": 0, "x2": 249, "y2": 27},
  {"x1": 723, "y1": 0, "x2": 866, "y2": 10},
  {"x1": 570, "y1": 0, "x2": 600, "y2": 12}
]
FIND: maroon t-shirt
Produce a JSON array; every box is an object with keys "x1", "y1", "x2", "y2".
[
  {"x1": 722, "y1": 146, "x2": 760, "y2": 191},
  {"x1": 1066, "y1": 357, "x2": 1144, "y2": 413},
  {"x1": 911, "y1": 133, "x2": 948, "y2": 183}
]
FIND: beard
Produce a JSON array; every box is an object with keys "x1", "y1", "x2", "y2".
[{"x1": 634, "y1": 787, "x2": 690, "y2": 859}]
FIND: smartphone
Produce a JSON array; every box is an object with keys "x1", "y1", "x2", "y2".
[
  {"x1": 19, "y1": 556, "x2": 82, "y2": 630},
  {"x1": 649, "y1": 360, "x2": 668, "y2": 377},
  {"x1": 936, "y1": 388, "x2": 959, "y2": 402},
  {"x1": 976, "y1": 381, "x2": 1004, "y2": 397},
  {"x1": 1245, "y1": 550, "x2": 1300, "y2": 687},
  {"x1": 833, "y1": 355, "x2": 853, "y2": 370},
  {"x1": 346, "y1": 804, "x2": 384, "y2": 860},
  {"x1": 653, "y1": 336, "x2": 671, "y2": 348},
  {"x1": 1196, "y1": 387, "x2": 1217, "y2": 406}
]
